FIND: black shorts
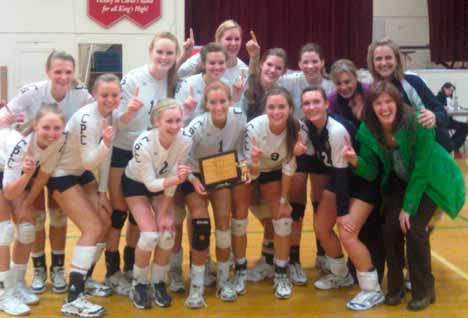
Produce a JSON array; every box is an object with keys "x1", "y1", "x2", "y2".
[
  {"x1": 0, "y1": 171, "x2": 3, "y2": 189},
  {"x1": 121, "y1": 174, "x2": 162, "y2": 198},
  {"x1": 47, "y1": 171, "x2": 96, "y2": 194},
  {"x1": 179, "y1": 173, "x2": 202, "y2": 196},
  {"x1": 111, "y1": 147, "x2": 133, "y2": 168},
  {"x1": 325, "y1": 172, "x2": 380, "y2": 205},
  {"x1": 296, "y1": 154, "x2": 332, "y2": 174},
  {"x1": 257, "y1": 169, "x2": 282, "y2": 184}
]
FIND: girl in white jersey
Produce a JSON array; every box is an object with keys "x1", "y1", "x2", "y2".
[
  {"x1": 279, "y1": 43, "x2": 334, "y2": 278},
  {"x1": 105, "y1": 31, "x2": 181, "y2": 296},
  {"x1": 180, "y1": 81, "x2": 246, "y2": 308},
  {"x1": 0, "y1": 51, "x2": 93, "y2": 295},
  {"x1": 47, "y1": 74, "x2": 117, "y2": 318},
  {"x1": 177, "y1": 19, "x2": 248, "y2": 87},
  {"x1": 0, "y1": 104, "x2": 66, "y2": 316},
  {"x1": 243, "y1": 87, "x2": 299, "y2": 299},
  {"x1": 122, "y1": 99, "x2": 191, "y2": 309}
]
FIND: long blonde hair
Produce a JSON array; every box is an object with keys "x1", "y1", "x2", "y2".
[{"x1": 150, "y1": 98, "x2": 182, "y2": 127}]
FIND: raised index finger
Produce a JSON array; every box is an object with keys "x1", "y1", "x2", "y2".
[
  {"x1": 189, "y1": 28, "x2": 195, "y2": 43},
  {"x1": 134, "y1": 86, "x2": 140, "y2": 98},
  {"x1": 250, "y1": 30, "x2": 258, "y2": 44}
]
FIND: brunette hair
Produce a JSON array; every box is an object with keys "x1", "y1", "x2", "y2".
[
  {"x1": 201, "y1": 81, "x2": 231, "y2": 112},
  {"x1": 262, "y1": 87, "x2": 299, "y2": 159},
  {"x1": 199, "y1": 42, "x2": 228, "y2": 73},
  {"x1": 92, "y1": 73, "x2": 121, "y2": 93},
  {"x1": 367, "y1": 38, "x2": 404, "y2": 81},
  {"x1": 299, "y1": 43, "x2": 328, "y2": 78},
  {"x1": 46, "y1": 50, "x2": 81, "y2": 87},
  {"x1": 149, "y1": 31, "x2": 181, "y2": 97}
]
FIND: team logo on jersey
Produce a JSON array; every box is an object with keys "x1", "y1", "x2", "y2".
[
  {"x1": 7, "y1": 140, "x2": 28, "y2": 168},
  {"x1": 133, "y1": 136, "x2": 150, "y2": 163},
  {"x1": 271, "y1": 152, "x2": 280, "y2": 161},
  {"x1": 80, "y1": 114, "x2": 90, "y2": 145}
]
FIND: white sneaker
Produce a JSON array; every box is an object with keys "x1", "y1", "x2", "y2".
[
  {"x1": 185, "y1": 284, "x2": 207, "y2": 309},
  {"x1": 233, "y1": 269, "x2": 247, "y2": 295},
  {"x1": 15, "y1": 285, "x2": 40, "y2": 306},
  {"x1": 0, "y1": 289, "x2": 31, "y2": 316},
  {"x1": 85, "y1": 278, "x2": 112, "y2": 297},
  {"x1": 51, "y1": 267, "x2": 68, "y2": 294},
  {"x1": 31, "y1": 268, "x2": 47, "y2": 294},
  {"x1": 288, "y1": 263, "x2": 307, "y2": 286},
  {"x1": 61, "y1": 293, "x2": 105, "y2": 318},
  {"x1": 273, "y1": 273, "x2": 292, "y2": 299},
  {"x1": 247, "y1": 258, "x2": 274, "y2": 282},
  {"x1": 346, "y1": 290, "x2": 385, "y2": 311},
  {"x1": 314, "y1": 273, "x2": 354, "y2": 290},
  {"x1": 216, "y1": 281, "x2": 237, "y2": 302},
  {"x1": 315, "y1": 255, "x2": 330, "y2": 276},
  {"x1": 104, "y1": 272, "x2": 131, "y2": 296},
  {"x1": 168, "y1": 267, "x2": 185, "y2": 293}
]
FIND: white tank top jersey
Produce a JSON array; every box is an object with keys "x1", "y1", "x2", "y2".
[
  {"x1": 183, "y1": 107, "x2": 246, "y2": 173},
  {"x1": 3, "y1": 131, "x2": 66, "y2": 187},
  {"x1": 114, "y1": 65, "x2": 168, "y2": 151},
  {"x1": 244, "y1": 114, "x2": 296, "y2": 177},
  {"x1": 52, "y1": 101, "x2": 114, "y2": 192},
  {"x1": 299, "y1": 116, "x2": 349, "y2": 169},
  {"x1": 125, "y1": 129, "x2": 192, "y2": 197},
  {"x1": 0, "y1": 128, "x2": 22, "y2": 172},
  {"x1": 177, "y1": 53, "x2": 248, "y2": 86},
  {"x1": 2, "y1": 80, "x2": 93, "y2": 125},
  {"x1": 278, "y1": 72, "x2": 335, "y2": 119}
]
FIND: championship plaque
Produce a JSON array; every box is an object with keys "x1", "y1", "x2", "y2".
[{"x1": 199, "y1": 151, "x2": 242, "y2": 191}]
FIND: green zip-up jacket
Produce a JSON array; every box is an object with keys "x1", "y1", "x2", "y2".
[{"x1": 354, "y1": 116, "x2": 465, "y2": 219}]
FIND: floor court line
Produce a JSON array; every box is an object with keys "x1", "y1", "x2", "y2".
[{"x1": 432, "y1": 250, "x2": 468, "y2": 281}]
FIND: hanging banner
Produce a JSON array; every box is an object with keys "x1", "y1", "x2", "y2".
[{"x1": 88, "y1": 0, "x2": 161, "y2": 29}]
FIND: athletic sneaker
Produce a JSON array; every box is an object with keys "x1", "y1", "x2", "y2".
[
  {"x1": 0, "y1": 289, "x2": 31, "y2": 316},
  {"x1": 233, "y1": 269, "x2": 247, "y2": 295},
  {"x1": 51, "y1": 266, "x2": 68, "y2": 294},
  {"x1": 104, "y1": 272, "x2": 131, "y2": 296},
  {"x1": 216, "y1": 281, "x2": 237, "y2": 302},
  {"x1": 314, "y1": 273, "x2": 354, "y2": 290},
  {"x1": 185, "y1": 284, "x2": 206, "y2": 309},
  {"x1": 85, "y1": 278, "x2": 112, "y2": 297},
  {"x1": 315, "y1": 255, "x2": 330, "y2": 276},
  {"x1": 129, "y1": 282, "x2": 151, "y2": 309},
  {"x1": 289, "y1": 263, "x2": 307, "y2": 286},
  {"x1": 247, "y1": 257, "x2": 274, "y2": 282},
  {"x1": 61, "y1": 293, "x2": 105, "y2": 318},
  {"x1": 273, "y1": 273, "x2": 292, "y2": 299},
  {"x1": 15, "y1": 284, "x2": 40, "y2": 306},
  {"x1": 346, "y1": 290, "x2": 385, "y2": 311},
  {"x1": 168, "y1": 267, "x2": 185, "y2": 293},
  {"x1": 153, "y1": 282, "x2": 171, "y2": 307},
  {"x1": 31, "y1": 268, "x2": 47, "y2": 294}
]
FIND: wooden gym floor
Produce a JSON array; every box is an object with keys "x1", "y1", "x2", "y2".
[{"x1": 17, "y1": 159, "x2": 468, "y2": 318}]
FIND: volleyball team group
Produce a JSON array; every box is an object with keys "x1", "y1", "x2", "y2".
[{"x1": 0, "y1": 19, "x2": 464, "y2": 317}]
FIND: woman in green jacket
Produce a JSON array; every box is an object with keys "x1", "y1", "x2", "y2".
[{"x1": 343, "y1": 81, "x2": 465, "y2": 311}]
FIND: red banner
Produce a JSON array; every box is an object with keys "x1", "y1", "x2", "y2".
[{"x1": 88, "y1": 0, "x2": 161, "y2": 29}]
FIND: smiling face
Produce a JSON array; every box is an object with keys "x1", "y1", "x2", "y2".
[
  {"x1": 301, "y1": 90, "x2": 328, "y2": 125},
  {"x1": 47, "y1": 58, "x2": 75, "y2": 93},
  {"x1": 333, "y1": 71, "x2": 358, "y2": 99},
  {"x1": 372, "y1": 92, "x2": 397, "y2": 129},
  {"x1": 265, "y1": 94, "x2": 292, "y2": 131},
  {"x1": 218, "y1": 27, "x2": 242, "y2": 61},
  {"x1": 372, "y1": 45, "x2": 397, "y2": 80},
  {"x1": 299, "y1": 51, "x2": 324, "y2": 83},
  {"x1": 34, "y1": 113, "x2": 65, "y2": 149},
  {"x1": 260, "y1": 55, "x2": 286, "y2": 87},
  {"x1": 203, "y1": 52, "x2": 227, "y2": 82},
  {"x1": 95, "y1": 81, "x2": 121, "y2": 116},
  {"x1": 206, "y1": 88, "x2": 230, "y2": 126},
  {"x1": 155, "y1": 107, "x2": 183, "y2": 142},
  {"x1": 149, "y1": 37, "x2": 177, "y2": 73}
]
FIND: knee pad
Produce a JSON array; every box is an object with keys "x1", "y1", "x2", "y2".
[
  {"x1": 191, "y1": 218, "x2": 211, "y2": 251},
  {"x1": 174, "y1": 205, "x2": 187, "y2": 225},
  {"x1": 291, "y1": 203, "x2": 305, "y2": 221},
  {"x1": 137, "y1": 231, "x2": 159, "y2": 252},
  {"x1": 128, "y1": 212, "x2": 137, "y2": 226},
  {"x1": 215, "y1": 229, "x2": 231, "y2": 249},
  {"x1": 158, "y1": 231, "x2": 175, "y2": 250},
  {"x1": 35, "y1": 212, "x2": 46, "y2": 232},
  {"x1": 0, "y1": 220, "x2": 14, "y2": 246},
  {"x1": 111, "y1": 210, "x2": 128, "y2": 229},
  {"x1": 272, "y1": 218, "x2": 292, "y2": 237},
  {"x1": 231, "y1": 218, "x2": 248, "y2": 236},
  {"x1": 48, "y1": 209, "x2": 67, "y2": 228},
  {"x1": 250, "y1": 200, "x2": 271, "y2": 221},
  {"x1": 16, "y1": 223, "x2": 35, "y2": 244}
]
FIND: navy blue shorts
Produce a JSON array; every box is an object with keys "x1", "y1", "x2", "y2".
[
  {"x1": 121, "y1": 174, "x2": 162, "y2": 198},
  {"x1": 257, "y1": 169, "x2": 282, "y2": 184},
  {"x1": 47, "y1": 171, "x2": 96, "y2": 194},
  {"x1": 296, "y1": 154, "x2": 332, "y2": 174},
  {"x1": 325, "y1": 172, "x2": 380, "y2": 205},
  {"x1": 179, "y1": 173, "x2": 202, "y2": 196},
  {"x1": 111, "y1": 147, "x2": 133, "y2": 168}
]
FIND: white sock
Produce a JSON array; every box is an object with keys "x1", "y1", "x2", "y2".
[
  {"x1": 274, "y1": 258, "x2": 288, "y2": 268},
  {"x1": 133, "y1": 265, "x2": 150, "y2": 284},
  {"x1": 170, "y1": 249, "x2": 183, "y2": 268},
  {"x1": 151, "y1": 263, "x2": 170, "y2": 284},
  {"x1": 217, "y1": 261, "x2": 230, "y2": 285},
  {"x1": 11, "y1": 262, "x2": 27, "y2": 284},
  {"x1": 191, "y1": 264, "x2": 205, "y2": 286}
]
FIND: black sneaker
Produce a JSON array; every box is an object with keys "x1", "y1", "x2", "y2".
[
  {"x1": 130, "y1": 283, "x2": 152, "y2": 309},
  {"x1": 153, "y1": 282, "x2": 172, "y2": 307}
]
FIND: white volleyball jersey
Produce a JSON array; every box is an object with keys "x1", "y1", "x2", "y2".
[
  {"x1": 0, "y1": 128, "x2": 21, "y2": 172},
  {"x1": 300, "y1": 116, "x2": 349, "y2": 169},
  {"x1": 125, "y1": 129, "x2": 192, "y2": 196},
  {"x1": 52, "y1": 102, "x2": 113, "y2": 184},
  {"x1": 178, "y1": 53, "x2": 248, "y2": 86},
  {"x1": 3, "y1": 80, "x2": 93, "y2": 125},
  {"x1": 278, "y1": 72, "x2": 335, "y2": 119},
  {"x1": 3, "y1": 131, "x2": 66, "y2": 187},
  {"x1": 244, "y1": 114, "x2": 296, "y2": 177},
  {"x1": 114, "y1": 65, "x2": 168, "y2": 150},
  {"x1": 183, "y1": 107, "x2": 246, "y2": 173}
]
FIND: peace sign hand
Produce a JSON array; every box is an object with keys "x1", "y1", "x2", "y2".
[
  {"x1": 127, "y1": 86, "x2": 144, "y2": 114},
  {"x1": 245, "y1": 30, "x2": 260, "y2": 59}
]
